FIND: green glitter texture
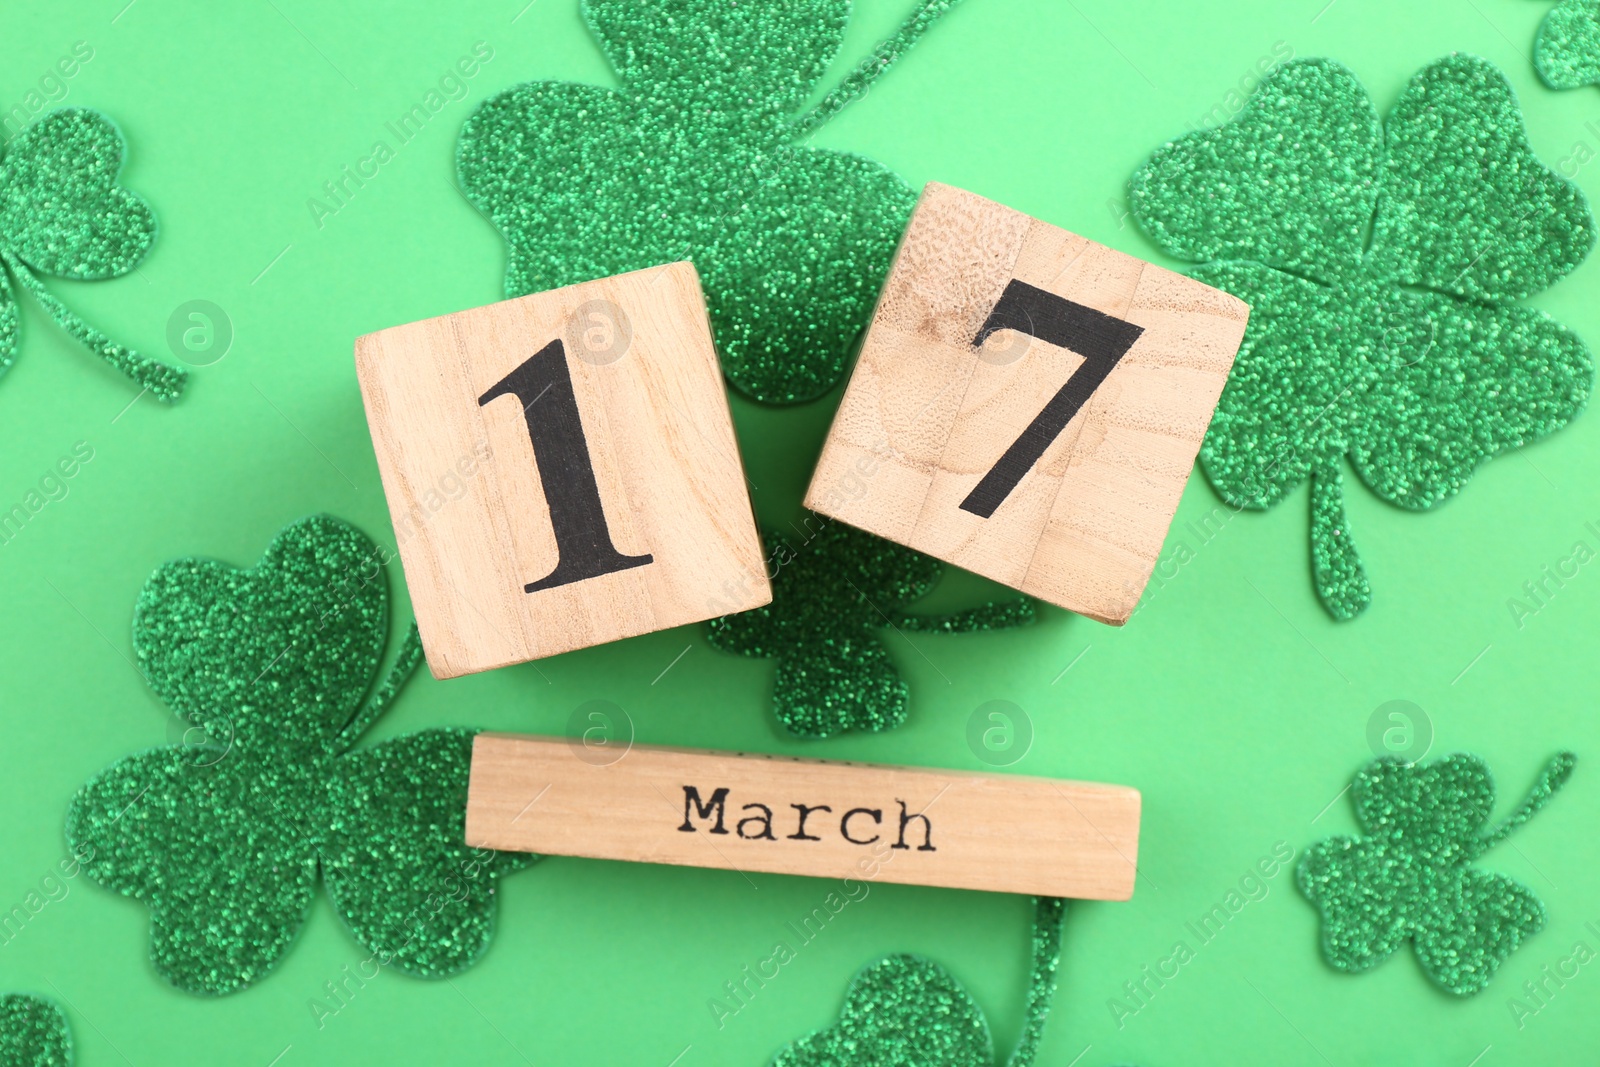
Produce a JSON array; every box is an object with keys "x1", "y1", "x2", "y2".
[
  {"x1": 1536, "y1": 0, "x2": 1600, "y2": 89},
  {"x1": 0, "y1": 109, "x2": 186, "y2": 402},
  {"x1": 706, "y1": 519, "x2": 1035, "y2": 738},
  {"x1": 65, "y1": 515, "x2": 529, "y2": 996},
  {"x1": 1298, "y1": 752, "x2": 1576, "y2": 996},
  {"x1": 772, "y1": 897, "x2": 1065, "y2": 1067},
  {"x1": 0, "y1": 996, "x2": 70, "y2": 1067},
  {"x1": 456, "y1": 0, "x2": 961, "y2": 404},
  {"x1": 1130, "y1": 55, "x2": 1595, "y2": 619}
]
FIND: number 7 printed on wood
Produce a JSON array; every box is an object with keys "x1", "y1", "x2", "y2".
[
  {"x1": 356, "y1": 263, "x2": 770, "y2": 678},
  {"x1": 807, "y1": 184, "x2": 1251, "y2": 624}
]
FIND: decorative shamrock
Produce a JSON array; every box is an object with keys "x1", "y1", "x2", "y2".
[
  {"x1": 1130, "y1": 56, "x2": 1595, "y2": 619},
  {"x1": 0, "y1": 996, "x2": 69, "y2": 1067},
  {"x1": 1535, "y1": 0, "x2": 1600, "y2": 89},
  {"x1": 0, "y1": 109, "x2": 186, "y2": 400},
  {"x1": 1298, "y1": 751, "x2": 1576, "y2": 995},
  {"x1": 456, "y1": 0, "x2": 963, "y2": 404},
  {"x1": 706, "y1": 519, "x2": 1035, "y2": 738},
  {"x1": 772, "y1": 897, "x2": 1064, "y2": 1067},
  {"x1": 66, "y1": 515, "x2": 529, "y2": 995}
]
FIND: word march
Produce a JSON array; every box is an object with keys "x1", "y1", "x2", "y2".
[
  {"x1": 677, "y1": 785, "x2": 936, "y2": 851},
  {"x1": 466, "y1": 734, "x2": 1141, "y2": 898}
]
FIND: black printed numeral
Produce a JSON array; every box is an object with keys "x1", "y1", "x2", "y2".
[
  {"x1": 479, "y1": 338, "x2": 652, "y2": 593},
  {"x1": 959, "y1": 280, "x2": 1145, "y2": 518}
]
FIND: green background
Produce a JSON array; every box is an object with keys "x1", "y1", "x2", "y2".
[{"x1": 2, "y1": 0, "x2": 1597, "y2": 1063}]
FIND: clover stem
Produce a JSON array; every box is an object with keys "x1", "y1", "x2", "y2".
[
  {"x1": 890, "y1": 597, "x2": 1037, "y2": 633},
  {"x1": 1310, "y1": 461, "x2": 1371, "y2": 619},
  {"x1": 1004, "y1": 896, "x2": 1066, "y2": 1067},
  {"x1": 790, "y1": 0, "x2": 968, "y2": 139},
  {"x1": 1478, "y1": 752, "x2": 1577, "y2": 855},
  {"x1": 331, "y1": 622, "x2": 425, "y2": 755},
  {"x1": 0, "y1": 249, "x2": 187, "y2": 402}
]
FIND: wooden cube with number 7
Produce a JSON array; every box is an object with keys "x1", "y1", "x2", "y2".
[
  {"x1": 807, "y1": 183, "x2": 1250, "y2": 623},
  {"x1": 356, "y1": 263, "x2": 770, "y2": 678}
]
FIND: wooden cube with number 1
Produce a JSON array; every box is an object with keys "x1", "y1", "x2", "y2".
[
  {"x1": 356, "y1": 263, "x2": 770, "y2": 679},
  {"x1": 807, "y1": 183, "x2": 1251, "y2": 624}
]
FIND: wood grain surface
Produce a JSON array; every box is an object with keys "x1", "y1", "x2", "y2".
[
  {"x1": 806, "y1": 183, "x2": 1249, "y2": 623},
  {"x1": 356, "y1": 263, "x2": 769, "y2": 678},
  {"x1": 467, "y1": 733, "x2": 1142, "y2": 900}
]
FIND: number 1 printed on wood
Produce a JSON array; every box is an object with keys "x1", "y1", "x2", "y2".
[
  {"x1": 356, "y1": 263, "x2": 770, "y2": 678},
  {"x1": 479, "y1": 338, "x2": 653, "y2": 592},
  {"x1": 806, "y1": 183, "x2": 1250, "y2": 624}
]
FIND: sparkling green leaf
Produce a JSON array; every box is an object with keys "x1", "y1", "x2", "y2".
[
  {"x1": 1130, "y1": 58, "x2": 1382, "y2": 279},
  {"x1": 69, "y1": 745, "x2": 321, "y2": 992},
  {"x1": 1349, "y1": 293, "x2": 1591, "y2": 511},
  {"x1": 0, "y1": 996, "x2": 71, "y2": 1067},
  {"x1": 325, "y1": 728, "x2": 531, "y2": 977},
  {"x1": 0, "y1": 108, "x2": 185, "y2": 400},
  {"x1": 1535, "y1": 0, "x2": 1600, "y2": 90},
  {"x1": 132, "y1": 514, "x2": 388, "y2": 752},
  {"x1": 0, "y1": 108, "x2": 155, "y2": 279},
  {"x1": 585, "y1": 0, "x2": 847, "y2": 115},
  {"x1": 1372, "y1": 55, "x2": 1592, "y2": 301}
]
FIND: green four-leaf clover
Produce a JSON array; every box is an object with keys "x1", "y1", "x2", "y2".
[
  {"x1": 457, "y1": 0, "x2": 962, "y2": 404},
  {"x1": 707, "y1": 520, "x2": 1034, "y2": 738},
  {"x1": 1131, "y1": 56, "x2": 1594, "y2": 618},
  {"x1": 67, "y1": 515, "x2": 528, "y2": 995},
  {"x1": 1, "y1": 109, "x2": 186, "y2": 400},
  {"x1": 1299, "y1": 752, "x2": 1575, "y2": 995}
]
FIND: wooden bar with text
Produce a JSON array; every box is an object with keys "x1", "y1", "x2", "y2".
[{"x1": 466, "y1": 734, "x2": 1141, "y2": 900}]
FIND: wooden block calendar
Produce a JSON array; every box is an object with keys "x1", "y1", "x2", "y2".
[
  {"x1": 807, "y1": 183, "x2": 1250, "y2": 623},
  {"x1": 466, "y1": 734, "x2": 1142, "y2": 899},
  {"x1": 356, "y1": 263, "x2": 770, "y2": 678}
]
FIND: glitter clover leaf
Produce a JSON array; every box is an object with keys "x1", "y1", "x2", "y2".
[
  {"x1": 0, "y1": 109, "x2": 186, "y2": 401},
  {"x1": 1298, "y1": 752, "x2": 1576, "y2": 995},
  {"x1": 1536, "y1": 0, "x2": 1600, "y2": 89},
  {"x1": 66, "y1": 515, "x2": 529, "y2": 996},
  {"x1": 772, "y1": 898, "x2": 1064, "y2": 1067},
  {"x1": 457, "y1": 0, "x2": 963, "y2": 404},
  {"x1": 707, "y1": 520, "x2": 1034, "y2": 739},
  {"x1": 1130, "y1": 56, "x2": 1594, "y2": 619},
  {"x1": 0, "y1": 996, "x2": 69, "y2": 1067}
]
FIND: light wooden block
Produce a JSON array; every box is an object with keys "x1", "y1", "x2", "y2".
[
  {"x1": 356, "y1": 263, "x2": 770, "y2": 678},
  {"x1": 466, "y1": 733, "x2": 1141, "y2": 899},
  {"x1": 806, "y1": 183, "x2": 1250, "y2": 623}
]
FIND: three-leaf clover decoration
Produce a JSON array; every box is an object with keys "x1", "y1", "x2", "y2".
[
  {"x1": 773, "y1": 898, "x2": 1064, "y2": 1066},
  {"x1": 0, "y1": 996, "x2": 69, "y2": 1067},
  {"x1": 67, "y1": 515, "x2": 528, "y2": 995},
  {"x1": 0, "y1": 109, "x2": 186, "y2": 401},
  {"x1": 1130, "y1": 56, "x2": 1595, "y2": 619},
  {"x1": 706, "y1": 519, "x2": 1034, "y2": 738},
  {"x1": 1535, "y1": 0, "x2": 1600, "y2": 89},
  {"x1": 1298, "y1": 752, "x2": 1576, "y2": 995},
  {"x1": 456, "y1": 0, "x2": 962, "y2": 404}
]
